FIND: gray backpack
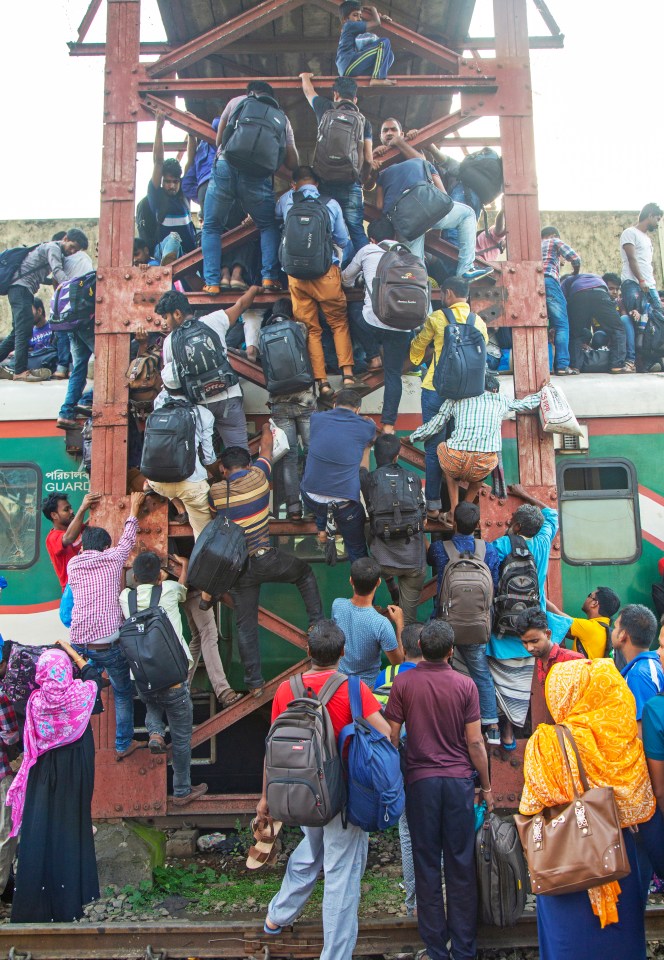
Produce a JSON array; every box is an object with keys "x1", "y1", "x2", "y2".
[
  {"x1": 437, "y1": 540, "x2": 493, "y2": 644},
  {"x1": 370, "y1": 242, "x2": 430, "y2": 331},
  {"x1": 313, "y1": 101, "x2": 365, "y2": 183},
  {"x1": 264, "y1": 673, "x2": 347, "y2": 827},
  {"x1": 475, "y1": 812, "x2": 529, "y2": 926}
]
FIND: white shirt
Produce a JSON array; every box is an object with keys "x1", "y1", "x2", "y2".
[
  {"x1": 620, "y1": 226, "x2": 655, "y2": 287},
  {"x1": 153, "y1": 390, "x2": 216, "y2": 482},
  {"x1": 163, "y1": 310, "x2": 243, "y2": 404},
  {"x1": 62, "y1": 250, "x2": 94, "y2": 280},
  {"x1": 119, "y1": 580, "x2": 194, "y2": 667},
  {"x1": 341, "y1": 241, "x2": 403, "y2": 330}
]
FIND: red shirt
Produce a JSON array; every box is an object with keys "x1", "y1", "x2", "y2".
[
  {"x1": 537, "y1": 643, "x2": 584, "y2": 685},
  {"x1": 271, "y1": 669, "x2": 381, "y2": 739},
  {"x1": 45, "y1": 528, "x2": 83, "y2": 589}
]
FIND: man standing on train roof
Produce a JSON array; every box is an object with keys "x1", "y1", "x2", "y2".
[{"x1": 619, "y1": 203, "x2": 664, "y2": 370}]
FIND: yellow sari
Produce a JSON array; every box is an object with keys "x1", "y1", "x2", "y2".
[{"x1": 520, "y1": 658, "x2": 655, "y2": 927}]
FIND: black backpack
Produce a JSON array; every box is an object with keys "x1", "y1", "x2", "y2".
[
  {"x1": 432, "y1": 311, "x2": 487, "y2": 400},
  {"x1": 118, "y1": 585, "x2": 189, "y2": 696},
  {"x1": 493, "y1": 534, "x2": 540, "y2": 638},
  {"x1": 643, "y1": 313, "x2": 664, "y2": 359},
  {"x1": 170, "y1": 316, "x2": 239, "y2": 404},
  {"x1": 365, "y1": 463, "x2": 425, "y2": 542},
  {"x1": 0, "y1": 244, "x2": 40, "y2": 296},
  {"x1": 141, "y1": 398, "x2": 198, "y2": 483},
  {"x1": 221, "y1": 93, "x2": 287, "y2": 178},
  {"x1": 279, "y1": 190, "x2": 333, "y2": 280},
  {"x1": 458, "y1": 149, "x2": 504, "y2": 206},
  {"x1": 370, "y1": 242, "x2": 430, "y2": 331},
  {"x1": 136, "y1": 195, "x2": 166, "y2": 255},
  {"x1": 2, "y1": 643, "x2": 50, "y2": 707},
  {"x1": 475, "y1": 812, "x2": 529, "y2": 927},
  {"x1": 259, "y1": 317, "x2": 314, "y2": 395},
  {"x1": 313, "y1": 101, "x2": 365, "y2": 184}
]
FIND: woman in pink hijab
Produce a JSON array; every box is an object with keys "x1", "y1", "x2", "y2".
[{"x1": 8, "y1": 640, "x2": 102, "y2": 922}]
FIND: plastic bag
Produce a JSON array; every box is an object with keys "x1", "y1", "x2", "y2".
[
  {"x1": 269, "y1": 419, "x2": 291, "y2": 464},
  {"x1": 539, "y1": 382, "x2": 583, "y2": 437}
]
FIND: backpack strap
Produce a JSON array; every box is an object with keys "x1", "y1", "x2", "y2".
[
  {"x1": 442, "y1": 541, "x2": 462, "y2": 562},
  {"x1": 317, "y1": 672, "x2": 348, "y2": 706},
  {"x1": 289, "y1": 674, "x2": 306, "y2": 698},
  {"x1": 474, "y1": 539, "x2": 487, "y2": 561},
  {"x1": 128, "y1": 589, "x2": 138, "y2": 617},
  {"x1": 388, "y1": 664, "x2": 397, "y2": 683},
  {"x1": 149, "y1": 584, "x2": 163, "y2": 609},
  {"x1": 347, "y1": 673, "x2": 363, "y2": 721},
  {"x1": 467, "y1": 313, "x2": 477, "y2": 329}
]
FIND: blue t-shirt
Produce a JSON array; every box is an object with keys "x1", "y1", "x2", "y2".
[
  {"x1": 333, "y1": 598, "x2": 398, "y2": 688},
  {"x1": 336, "y1": 20, "x2": 367, "y2": 74},
  {"x1": 621, "y1": 651, "x2": 664, "y2": 720},
  {"x1": 643, "y1": 695, "x2": 664, "y2": 760},
  {"x1": 377, "y1": 158, "x2": 438, "y2": 216},
  {"x1": 147, "y1": 179, "x2": 197, "y2": 254},
  {"x1": 302, "y1": 408, "x2": 376, "y2": 503}
]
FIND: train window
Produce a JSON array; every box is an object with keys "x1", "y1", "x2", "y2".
[
  {"x1": 0, "y1": 465, "x2": 41, "y2": 569},
  {"x1": 557, "y1": 458, "x2": 641, "y2": 565}
]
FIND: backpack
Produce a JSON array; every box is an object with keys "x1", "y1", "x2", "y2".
[
  {"x1": 118, "y1": 585, "x2": 189, "y2": 696},
  {"x1": 186, "y1": 488, "x2": 249, "y2": 599},
  {"x1": 259, "y1": 318, "x2": 314, "y2": 395},
  {"x1": 0, "y1": 244, "x2": 39, "y2": 296},
  {"x1": 574, "y1": 620, "x2": 613, "y2": 660},
  {"x1": 643, "y1": 312, "x2": 664, "y2": 359},
  {"x1": 313, "y1": 101, "x2": 365, "y2": 184},
  {"x1": 373, "y1": 663, "x2": 408, "y2": 707},
  {"x1": 493, "y1": 534, "x2": 540, "y2": 638},
  {"x1": 338, "y1": 674, "x2": 405, "y2": 832},
  {"x1": 170, "y1": 316, "x2": 239, "y2": 403},
  {"x1": 136, "y1": 196, "x2": 160, "y2": 254},
  {"x1": 475, "y1": 812, "x2": 529, "y2": 927},
  {"x1": 437, "y1": 541, "x2": 494, "y2": 645},
  {"x1": 2, "y1": 643, "x2": 50, "y2": 707},
  {"x1": 48, "y1": 271, "x2": 97, "y2": 332},
  {"x1": 126, "y1": 353, "x2": 163, "y2": 407},
  {"x1": 279, "y1": 190, "x2": 333, "y2": 280},
  {"x1": 81, "y1": 417, "x2": 93, "y2": 474},
  {"x1": 264, "y1": 673, "x2": 347, "y2": 827},
  {"x1": 140, "y1": 398, "x2": 198, "y2": 483},
  {"x1": 458, "y1": 149, "x2": 504, "y2": 206},
  {"x1": 370, "y1": 243, "x2": 430, "y2": 331},
  {"x1": 221, "y1": 93, "x2": 287, "y2": 178},
  {"x1": 364, "y1": 463, "x2": 424, "y2": 542},
  {"x1": 432, "y1": 311, "x2": 487, "y2": 400}
]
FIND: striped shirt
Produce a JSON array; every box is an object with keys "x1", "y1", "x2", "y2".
[
  {"x1": 411, "y1": 391, "x2": 541, "y2": 453},
  {"x1": 209, "y1": 459, "x2": 272, "y2": 555},
  {"x1": 0, "y1": 695, "x2": 19, "y2": 782},
  {"x1": 541, "y1": 236, "x2": 581, "y2": 282}
]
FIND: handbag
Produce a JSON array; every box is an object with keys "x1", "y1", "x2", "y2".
[
  {"x1": 386, "y1": 160, "x2": 454, "y2": 242},
  {"x1": 514, "y1": 725, "x2": 630, "y2": 896}
]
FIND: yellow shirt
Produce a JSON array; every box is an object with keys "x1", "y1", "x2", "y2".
[
  {"x1": 409, "y1": 301, "x2": 489, "y2": 392},
  {"x1": 570, "y1": 616, "x2": 611, "y2": 660}
]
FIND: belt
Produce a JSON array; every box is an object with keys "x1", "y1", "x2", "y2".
[{"x1": 85, "y1": 639, "x2": 120, "y2": 652}]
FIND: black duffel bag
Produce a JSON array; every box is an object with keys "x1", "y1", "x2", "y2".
[
  {"x1": 581, "y1": 347, "x2": 611, "y2": 373},
  {"x1": 187, "y1": 482, "x2": 248, "y2": 599},
  {"x1": 385, "y1": 160, "x2": 454, "y2": 241}
]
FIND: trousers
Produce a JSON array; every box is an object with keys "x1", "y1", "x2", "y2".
[{"x1": 289, "y1": 266, "x2": 353, "y2": 380}]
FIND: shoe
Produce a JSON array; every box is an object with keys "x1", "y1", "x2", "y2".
[
  {"x1": 13, "y1": 369, "x2": 51, "y2": 382},
  {"x1": 148, "y1": 733, "x2": 167, "y2": 754},
  {"x1": 115, "y1": 739, "x2": 145, "y2": 761},
  {"x1": 202, "y1": 285, "x2": 221, "y2": 295},
  {"x1": 56, "y1": 417, "x2": 78, "y2": 430},
  {"x1": 160, "y1": 251, "x2": 179, "y2": 267},
  {"x1": 649, "y1": 362, "x2": 663, "y2": 372},
  {"x1": 198, "y1": 597, "x2": 214, "y2": 611},
  {"x1": 250, "y1": 685, "x2": 265, "y2": 699},
  {"x1": 218, "y1": 690, "x2": 243, "y2": 709},
  {"x1": 369, "y1": 78, "x2": 398, "y2": 86},
  {"x1": 262, "y1": 279, "x2": 282, "y2": 293},
  {"x1": 485, "y1": 726, "x2": 501, "y2": 747},
  {"x1": 52, "y1": 369, "x2": 69, "y2": 380},
  {"x1": 462, "y1": 265, "x2": 494, "y2": 283},
  {"x1": 230, "y1": 279, "x2": 249, "y2": 291},
  {"x1": 76, "y1": 403, "x2": 93, "y2": 416},
  {"x1": 263, "y1": 920, "x2": 283, "y2": 935},
  {"x1": 610, "y1": 366, "x2": 630, "y2": 374},
  {"x1": 0, "y1": 366, "x2": 13, "y2": 380},
  {"x1": 172, "y1": 782, "x2": 208, "y2": 806}
]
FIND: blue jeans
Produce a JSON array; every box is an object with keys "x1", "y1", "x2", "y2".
[
  {"x1": 356, "y1": 316, "x2": 410, "y2": 424},
  {"x1": 268, "y1": 812, "x2": 368, "y2": 960},
  {"x1": 74, "y1": 642, "x2": 134, "y2": 753},
  {"x1": 347, "y1": 300, "x2": 380, "y2": 363},
  {"x1": 454, "y1": 644, "x2": 498, "y2": 724},
  {"x1": 301, "y1": 492, "x2": 368, "y2": 562},
  {"x1": 54, "y1": 330, "x2": 72, "y2": 373},
  {"x1": 59, "y1": 323, "x2": 95, "y2": 420},
  {"x1": 138, "y1": 681, "x2": 194, "y2": 797},
  {"x1": 621, "y1": 279, "x2": 664, "y2": 322},
  {"x1": 343, "y1": 37, "x2": 394, "y2": 80},
  {"x1": 421, "y1": 388, "x2": 446, "y2": 511},
  {"x1": 202, "y1": 159, "x2": 280, "y2": 285},
  {"x1": 408, "y1": 201, "x2": 477, "y2": 276},
  {"x1": 322, "y1": 181, "x2": 368, "y2": 262},
  {"x1": 0, "y1": 286, "x2": 34, "y2": 374},
  {"x1": 270, "y1": 402, "x2": 313, "y2": 510},
  {"x1": 442, "y1": 182, "x2": 482, "y2": 246},
  {"x1": 154, "y1": 231, "x2": 183, "y2": 263},
  {"x1": 621, "y1": 314, "x2": 636, "y2": 363},
  {"x1": 544, "y1": 276, "x2": 570, "y2": 371}
]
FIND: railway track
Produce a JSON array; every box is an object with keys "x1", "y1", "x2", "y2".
[{"x1": 3, "y1": 906, "x2": 664, "y2": 959}]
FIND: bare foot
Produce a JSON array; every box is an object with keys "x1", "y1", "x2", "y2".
[
  {"x1": 370, "y1": 78, "x2": 397, "y2": 86},
  {"x1": 381, "y1": 424, "x2": 396, "y2": 435}
]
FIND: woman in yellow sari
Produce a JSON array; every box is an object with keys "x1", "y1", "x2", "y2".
[{"x1": 520, "y1": 658, "x2": 655, "y2": 960}]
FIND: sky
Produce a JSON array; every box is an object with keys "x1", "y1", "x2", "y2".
[{"x1": 0, "y1": 0, "x2": 662, "y2": 219}]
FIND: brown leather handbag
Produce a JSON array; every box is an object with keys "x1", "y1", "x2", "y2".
[{"x1": 514, "y1": 725, "x2": 630, "y2": 896}]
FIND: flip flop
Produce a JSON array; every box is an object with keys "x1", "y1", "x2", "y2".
[
  {"x1": 230, "y1": 279, "x2": 249, "y2": 291},
  {"x1": 219, "y1": 689, "x2": 243, "y2": 709},
  {"x1": 318, "y1": 382, "x2": 335, "y2": 400},
  {"x1": 246, "y1": 818, "x2": 283, "y2": 870},
  {"x1": 264, "y1": 920, "x2": 283, "y2": 935}
]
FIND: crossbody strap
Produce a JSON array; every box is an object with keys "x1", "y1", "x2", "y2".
[{"x1": 555, "y1": 724, "x2": 591, "y2": 795}]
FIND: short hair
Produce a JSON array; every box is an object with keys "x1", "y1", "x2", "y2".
[
  {"x1": 350, "y1": 557, "x2": 382, "y2": 596},
  {"x1": 381, "y1": 117, "x2": 403, "y2": 132},
  {"x1": 515, "y1": 607, "x2": 548, "y2": 636},
  {"x1": 441, "y1": 276, "x2": 469, "y2": 300},
  {"x1": 81, "y1": 526, "x2": 112, "y2": 552},
  {"x1": 247, "y1": 80, "x2": 274, "y2": 97},
  {"x1": 374, "y1": 433, "x2": 401, "y2": 466},
  {"x1": 132, "y1": 551, "x2": 162, "y2": 585},
  {"x1": 485, "y1": 373, "x2": 500, "y2": 393},
  {"x1": 595, "y1": 586, "x2": 621, "y2": 619},
  {"x1": 602, "y1": 272, "x2": 621, "y2": 288},
  {"x1": 333, "y1": 76, "x2": 358, "y2": 99},
  {"x1": 639, "y1": 203, "x2": 663, "y2": 222},
  {"x1": 334, "y1": 388, "x2": 362, "y2": 410},
  {"x1": 42, "y1": 493, "x2": 68, "y2": 522},
  {"x1": 270, "y1": 297, "x2": 293, "y2": 320},
  {"x1": 339, "y1": 0, "x2": 361, "y2": 20},
  {"x1": 33, "y1": 297, "x2": 45, "y2": 317},
  {"x1": 401, "y1": 622, "x2": 423, "y2": 658},
  {"x1": 220, "y1": 446, "x2": 251, "y2": 470},
  {"x1": 65, "y1": 228, "x2": 89, "y2": 250},
  {"x1": 133, "y1": 237, "x2": 150, "y2": 256},
  {"x1": 454, "y1": 501, "x2": 480, "y2": 535},
  {"x1": 308, "y1": 619, "x2": 346, "y2": 666},
  {"x1": 541, "y1": 226, "x2": 560, "y2": 239},
  {"x1": 513, "y1": 503, "x2": 544, "y2": 538},
  {"x1": 51, "y1": 230, "x2": 66, "y2": 242},
  {"x1": 367, "y1": 218, "x2": 396, "y2": 244},
  {"x1": 420, "y1": 620, "x2": 454, "y2": 660},
  {"x1": 162, "y1": 158, "x2": 183, "y2": 180},
  {"x1": 292, "y1": 164, "x2": 318, "y2": 184},
  {"x1": 618, "y1": 604, "x2": 657, "y2": 650},
  {"x1": 155, "y1": 290, "x2": 190, "y2": 317}
]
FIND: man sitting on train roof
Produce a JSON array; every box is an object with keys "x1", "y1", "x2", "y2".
[
  {"x1": 336, "y1": 2, "x2": 396, "y2": 87},
  {"x1": 0, "y1": 297, "x2": 56, "y2": 382},
  {"x1": 547, "y1": 586, "x2": 621, "y2": 660}
]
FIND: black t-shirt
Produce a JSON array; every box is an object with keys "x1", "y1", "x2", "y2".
[{"x1": 311, "y1": 95, "x2": 372, "y2": 141}]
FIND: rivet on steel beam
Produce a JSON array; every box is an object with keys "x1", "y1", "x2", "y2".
[
  {"x1": 485, "y1": 520, "x2": 493, "y2": 527},
  {"x1": 100, "y1": 187, "x2": 105, "y2": 194},
  {"x1": 139, "y1": 768, "x2": 146, "y2": 775},
  {"x1": 97, "y1": 274, "x2": 104, "y2": 281},
  {"x1": 95, "y1": 320, "x2": 102, "y2": 326},
  {"x1": 154, "y1": 802, "x2": 162, "y2": 810},
  {"x1": 105, "y1": 68, "x2": 112, "y2": 74},
  {"x1": 461, "y1": 59, "x2": 467, "y2": 65},
  {"x1": 154, "y1": 527, "x2": 162, "y2": 534},
  {"x1": 96, "y1": 296, "x2": 104, "y2": 303},
  {"x1": 550, "y1": 491, "x2": 557, "y2": 500},
  {"x1": 128, "y1": 185, "x2": 134, "y2": 192},
  {"x1": 134, "y1": 803, "x2": 141, "y2": 811},
  {"x1": 162, "y1": 271, "x2": 170, "y2": 278},
  {"x1": 131, "y1": 67, "x2": 138, "y2": 74},
  {"x1": 121, "y1": 411, "x2": 128, "y2": 418},
  {"x1": 123, "y1": 319, "x2": 130, "y2": 326},
  {"x1": 118, "y1": 501, "x2": 126, "y2": 509},
  {"x1": 536, "y1": 265, "x2": 543, "y2": 273},
  {"x1": 143, "y1": 804, "x2": 150, "y2": 810},
  {"x1": 156, "y1": 757, "x2": 164, "y2": 765},
  {"x1": 145, "y1": 316, "x2": 153, "y2": 322},
  {"x1": 478, "y1": 100, "x2": 484, "y2": 106},
  {"x1": 510, "y1": 313, "x2": 518, "y2": 320},
  {"x1": 115, "y1": 804, "x2": 123, "y2": 812},
  {"x1": 508, "y1": 267, "x2": 516, "y2": 274},
  {"x1": 130, "y1": 109, "x2": 138, "y2": 115},
  {"x1": 539, "y1": 312, "x2": 548, "y2": 319},
  {"x1": 125, "y1": 274, "x2": 131, "y2": 280},
  {"x1": 146, "y1": 278, "x2": 153, "y2": 285}
]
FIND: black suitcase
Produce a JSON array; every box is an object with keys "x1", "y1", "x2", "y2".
[{"x1": 187, "y1": 496, "x2": 249, "y2": 598}]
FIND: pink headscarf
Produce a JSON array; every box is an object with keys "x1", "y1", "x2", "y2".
[{"x1": 6, "y1": 649, "x2": 98, "y2": 837}]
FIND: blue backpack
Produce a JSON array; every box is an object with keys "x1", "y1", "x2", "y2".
[{"x1": 338, "y1": 674, "x2": 405, "y2": 832}]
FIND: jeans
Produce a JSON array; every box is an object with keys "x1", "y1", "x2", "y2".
[
  {"x1": 54, "y1": 330, "x2": 72, "y2": 373},
  {"x1": 154, "y1": 231, "x2": 183, "y2": 263},
  {"x1": 421, "y1": 388, "x2": 446, "y2": 511},
  {"x1": 268, "y1": 812, "x2": 368, "y2": 960},
  {"x1": 0, "y1": 286, "x2": 35, "y2": 374},
  {"x1": 544, "y1": 276, "x2": 570, "y2": 371},
  {"x1": 59, "y1": 323, "x2": 95, "y2": 419},
  {"x1": 408, "y1": 201, "x2": 477, "y2": 276},
  {"x1": 74, "y1": 642, "x2": 134, "y2": 753},
  {"x1": 183, "y1": 591, "x2": 232, "y2": 700},
  {"x1": 202, "y1": 159, "x2": 280, "y2": 284},
  {"x1": 622, "y1": 315, "x2": 636, "y2": 363},
  {"x1": 454, "y1": 644, "x2": 498, "y2": 724},
  {"x1": 442, "y1": 182, "x2": 482, "y2": 246},
  {"x1": 398, "y1": 810, "x2": 417, "y2": 911},
  {"x1": 359, "y1": 320, "x2": 410, "y2": 425},
  {"x1": 321, "y1": 181, "x2": 368, "y2": 261},
  {"x1": 205, "y1": 394, "x2": 249, "y2": 450},
  {"x1": 347, "y1": 300, "x2": 380, "y2": 362},
  {"x1": 301, "y1": 492, "x2": 368, "y2": 563},
  {"x1": 343, "y1": 37, "x2": 394, "y2": 80},
  {"x1": 230, "y1": 547, "x2": 323, "y2": 688},
  {"x1": 567, "y1": 287, "x2": 626, "y2": 370},
  {"x1": 407, "y1": 775, "x2": 477, "y2": 960},
  {"x1": 621, "y1": 279, "x2": 664, "y2": 322},
  {"x1": 138, "y1": 681, "x2": 194, "y2": 797},
  {"x1": 380, "y1": 564, "x2": 426, "y2": 625},
  {"x1": 270, "y1": 401, "x2": 313, "y2": 510}
]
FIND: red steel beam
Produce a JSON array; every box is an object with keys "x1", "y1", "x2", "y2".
[
  {"x1": 141, "y1": 94, "x2": 217, "y2": 142},
  {"x1": 69, "y1": 41, "x2": 171, "y2": 56},
  {"x1": 139, "y1": 75, "x2": 497, "y2": 98},
  {"x1": 76, "y1": 0, "x2": 102, "y2": 43},
  {"x1": 371, "y1": 110, "x2": 477, "y2": 169}
]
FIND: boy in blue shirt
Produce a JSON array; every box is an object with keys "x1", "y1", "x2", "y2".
[{"x1": 336, "y1": 2, "x2": 396, "y2": 86}]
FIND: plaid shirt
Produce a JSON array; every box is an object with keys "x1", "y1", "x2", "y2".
[
  {"x1": 0, "y1": 695, "x2": 19, "y2": 782},
  {"x1": 411, "y1": 392, "x2": 541, "y2": 453},
  {"x1": 68, "y1": 517, "x2": 139, "y2": 646},
  {"x1": 541, "y1": 237, "x2": 581, "y2": 282}
]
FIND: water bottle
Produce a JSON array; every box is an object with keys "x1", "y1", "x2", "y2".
[{"x1": 639, "y1": 299, "x2": 650, "y2": 332}]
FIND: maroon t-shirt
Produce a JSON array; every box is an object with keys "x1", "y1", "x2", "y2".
[{"x1": 384, "y1": 661, "x2": 480, "y2": 784}]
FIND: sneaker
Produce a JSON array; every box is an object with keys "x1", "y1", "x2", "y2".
[
  {"x1": 485, "y1": 726, "x2": 501, "y2": 747},
  {"x1": 0, "y1": 366, "x2": 13, "y2": 380},
  {"x1": 13, "y1": 368, "x2": 52, "y2": 382},
  {"x1": 462, "y1": 265, "x2": 494, "y2": 283},
  {"x1": 172, "y1": 782, "x2": 208, "y2": 806},
  {"x1": 649, "y1": 362, "x2": 663, "y2": 373},
  {"x1": 148, "y1": 734, "x2": 167, "y2": 754},
  {"x1": 202, "y1": 285, "x2": 220, "y2": 295},
  {"x1": 56, "y1": 417, "x2": 78, "y2": 430},
  {"x1": 160, "y1": 251, "x2": 178, "y2": 267}
]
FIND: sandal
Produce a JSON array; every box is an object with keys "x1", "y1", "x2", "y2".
[
  {"x1": 219, "y1": 690, "x2": 243, "y2": 709},
  {"x1": 219, "y1": 278, "x2": 232, "y2": 290},
  {"x1": 342, "y1": 375, "x2": 365, "y2": 388},
  {"x1": 264, "y1": 920, "x2": 283, "y2": 935},
  {"x1": 501, "y1": 739, "x2": 518, "y2": 752},
  {"x1": 246, "y1": 818, "x2": 283, "y2": 870},
  {"x1": 318, "y1": 381, "x2": 335, "y2": 400}
]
